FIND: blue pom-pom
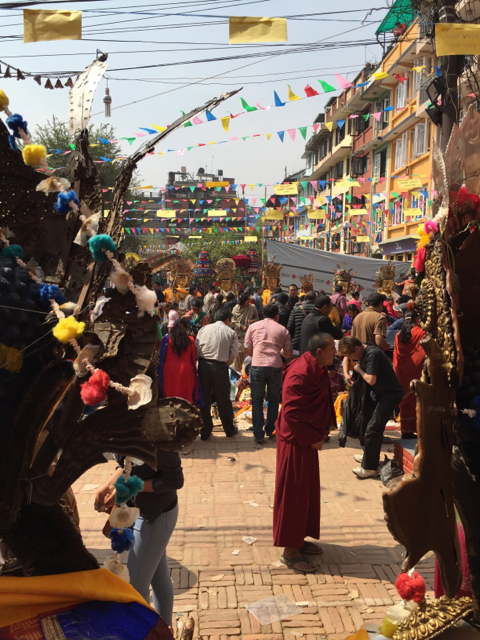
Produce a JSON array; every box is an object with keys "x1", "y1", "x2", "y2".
[
  {"x1": 1, "y1": 245, "x2": 24, "y2": 260},
  {"x1": 38, "y1": 283, "x2": 65, "y2": 308},
  {"x1": 88, "y1": 234, "x2": 117, "y2": 262},
  {"x1": 115, "y1": 475, "x2": 144, "y2": 504},
  {"x1": 53, "y1": 190, "x2": 80, "y2": 215},
  {"x1": 6, "y1": 113, "x2": 28, "y2": 151},
  {"x1": 109, "y1": 527, "x2": 135, "y2": 553}
]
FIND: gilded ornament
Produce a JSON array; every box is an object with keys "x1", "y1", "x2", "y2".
[{"x1": 392, "y1": 596, "x2": 473, "y2": 640}]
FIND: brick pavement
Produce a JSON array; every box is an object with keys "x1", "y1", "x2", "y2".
[{"x1": 73, "y1": 424, "x2": 434, "y2": 640}]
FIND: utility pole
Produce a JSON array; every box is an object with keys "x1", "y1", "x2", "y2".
[{"x1": 438, "y1": 0, "x2": 459, "y2": 151}]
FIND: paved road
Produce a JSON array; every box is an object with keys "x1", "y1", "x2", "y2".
[{"x1": 73, "y1": 424, "x2": 434, "y2": 640}]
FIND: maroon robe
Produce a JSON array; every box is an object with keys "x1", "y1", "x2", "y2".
[{"x1": 273, "y1": 351, "x2": 335, "y2": 549}]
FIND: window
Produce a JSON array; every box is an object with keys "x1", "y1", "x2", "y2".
[
  {"x1": 414, "y1": 122, "x2": 426, "y2": 156},
  {"x1": 333, "y1": 161, "x2": 344, "y2": 179},
  {"x1": 412, "y1": 192, "x2": 428, "y2": 218},
  {"x1": 393, "y1": 197, "x2": 405, "y2": 225},
  {"x1": 373, "y1": 152, "x2": 381, "y2": 178},
  {"x1": 395, "y1": 138, "x2": 404, "y2": 169},
  {"x1": 335, "y1": 125, "x2": 345, "y2": 145},
  {"x1": 353, "y1": 154, "x2": 369, "y2": 176},
  {"x1": 395, "y1": 74, "x2": 408, "y2": 108},
  {"x1": 356, "y1": 110, "x2": 370, "y2": 133}
]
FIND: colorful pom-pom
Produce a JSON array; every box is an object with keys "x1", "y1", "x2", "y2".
[
  {"x1": 0, "y1": 89, "x2": 9, "y2": 111},
  {"x1": 413, "y1": 246, "x2": 426, "y2": 274},
  {"x1": 53, "y1": 190, "x2": 80, "y2": 214},
  {"x1": 1, "y1": 244, "x2": 24, "y2": 260},
  {"x1": 109, "y1": 527, "x2": 135, "y2": 553},
  {"x1": 80, "y1": 368, "x2": 110, "y2": 406},
  {"x1": 395, "y1": 572, "x2": 426, "y2": 603},
  {"x1": 88, "y1": 234, "x2": 117, "y2": 262},
  {"x1": 52, "y1": 316, "x2": 85, "y2": 344},
  {"x1": 115, "y1": 475, "x2": 144, "y2": 504},
  {"x1": 38, "y1": 284, "x2": 65, "y2": 308},
  {"x1": 22, "y1": 144, "x2": 47, "y2": 167},
  {"x1": 6, "y1": 113, "x2": 28, "y2": 151},
  {"x1": 424, "y1": 220, "x2": 438, "y2": 235}
]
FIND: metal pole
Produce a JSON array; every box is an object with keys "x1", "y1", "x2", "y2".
[{"x1": 439, "y1": 0, "x2": 459, "y2": 151}]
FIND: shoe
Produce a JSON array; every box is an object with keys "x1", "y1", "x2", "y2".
[
  {"x1": 353, "y1": 454, "x2": 363, "y2": 463},
  {"x1": 402, "y1": 433, "x2": 417, "y2": 439},
  {"x1": 200, "y1": 432, "x2": 211, "y2": 441},
  {"x1": 382, "y1": 436, "x2": 393, "y2": 444},
  {"x1": 226, "y1": 426, "x2": 239, "y2": 437},
  {"x1": 324, "y1": 435, "x2": 330, "y2": 443},
  {"x1": 255, "y1": 438, "x2": 265, "y2": 444},
  {"x1": 266, "y1": 432, "x2": 276, "y2": 439},
  {"x1": 352, "y1": 466, "x2": 379, "y2": 479}
]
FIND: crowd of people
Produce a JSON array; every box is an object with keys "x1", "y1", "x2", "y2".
[{"x1": 94, "y1": 270, "x2": 426, "y2": 614}]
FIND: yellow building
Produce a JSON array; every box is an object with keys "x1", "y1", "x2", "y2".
[{"x1": 372, "y1": 18, "x2": 437, "y2": 261}]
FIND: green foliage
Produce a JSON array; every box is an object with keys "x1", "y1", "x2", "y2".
[{"x1": 32, "y1": 115, "x2": 139, "y2": 189}]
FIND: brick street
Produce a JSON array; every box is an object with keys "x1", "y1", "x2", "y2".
[{"x1": 73, "y1": 424, "x2": 434, "y2": 640}]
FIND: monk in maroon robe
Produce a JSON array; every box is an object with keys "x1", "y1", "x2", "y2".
[{"x1": 273, "y1": 332, "x2": 336, "y2": 573}]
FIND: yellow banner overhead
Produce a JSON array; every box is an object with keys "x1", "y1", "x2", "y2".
[
  {"x1": 207, "y1": 210, "x2": 228, "y2": 217},
  {"x1": 205, "y1": 181, "x2": 230, "y2": 187},
  {"x1": 244, "y1": 236, "x2": 258, "y2": 242},
  {"x1": 356, "y1": 235, "x2": 370, "y2": 242},
  {"x1": 349, "y1": 209, "x2": 369, "y2": 216},
  {"x1": 273, "y1": 183, "x2": 298, "y2": 196},
  {"x1": 229, "y1": 16, "x2": 287, "y2": 44},
  {"x1": 307, "y1": 209, "x2": 325, "y2": 219},
  {"x1": 396, "y1": 177, "x2": 424, "y2": 190},
  {"x1": 23, "y1": 9, "x2": 82, "y2": 43},
  {"x1": 435, "y1": 23, "x2": 480, "y2": 55},
  {"x1": 156, "y1": 210, "x2": 177, "y2": 218},
  {"x1": 404, "y1": 208, "x2": 423, "y2": 217},
  {"x1": 264, "y1": 210, "x2": 284, "y2": 220}
]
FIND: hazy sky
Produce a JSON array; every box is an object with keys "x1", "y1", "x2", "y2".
[{"x1": 0, "y1": 0, "x2": 390, "y2": 199}]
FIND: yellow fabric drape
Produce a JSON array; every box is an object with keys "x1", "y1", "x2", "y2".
[{"x1": 0, "y1": 568, "x2": 152, "y2": 627}]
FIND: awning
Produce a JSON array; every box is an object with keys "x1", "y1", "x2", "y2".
[
  {"x1": 378, "y1": 234, "x2": 419, "y2": 255},
  {"x1": 376, "y1": 0, "x2": 416, "y2": 35}
]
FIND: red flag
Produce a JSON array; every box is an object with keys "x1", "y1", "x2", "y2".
[
  {"x1": 304, "y1": 84, "x2": 319, "y2": 97},
  {"x1": 394, "y1": 74, "x2": 407, "y2": 84}
]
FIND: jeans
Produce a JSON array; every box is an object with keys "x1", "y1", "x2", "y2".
[
  {"x1": 127, "y1": 504, "x2": 178, "y2": 625},
  {"x1": 198, "y1": 359, "x2": 235, "y2": 437},
  {"x1": 362, "y1": 393, "x2": 404, "y2": 470},
  {"x1": 251, "y1": 366, "x2": 282, "y2": 440}
]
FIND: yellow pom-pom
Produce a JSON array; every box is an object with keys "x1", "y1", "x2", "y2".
[
  {"x1": 52, "y1": 317, "x2": 85, "y2": 344},
  {"x1": 416, "y1": 224, "x2": 429, "y2": 250},
  {"x1": 22, "y1": 144, "x2": 47, "y2": 167},
  {"x1": 0, "y1": 89, "x2": 9, "y2": 111}
]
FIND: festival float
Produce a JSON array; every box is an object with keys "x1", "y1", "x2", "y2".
[
  {"x1": 0, "y1": 58, "x2": 239, "y2": 638},
  {"x1": 380, "y1": 109, "x2": 480, "y2": 638}
]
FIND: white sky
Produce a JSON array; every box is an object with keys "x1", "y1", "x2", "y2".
[{"x1": 0, "y1": 0, "x2": 390, "y2": 199}]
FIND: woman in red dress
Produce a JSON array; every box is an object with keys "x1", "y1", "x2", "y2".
[
  {"x1": 158, "y1": 318, "x2": 201, "y2": 405},
  {"x1": 393, "y1": 310, "x2": 425, "y2": 437}
]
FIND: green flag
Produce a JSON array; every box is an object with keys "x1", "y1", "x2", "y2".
[
  {"x1": 318, "y1": 79, "x2": 335, "y2": 93},
  {"x1": 240, "y1": 97, "x2": 257, "y2": 112},
  {"x1": 299, "y1": 127, "x2": 308, "y2": 140}
]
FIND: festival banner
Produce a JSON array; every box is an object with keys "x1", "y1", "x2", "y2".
[
  {"x1": 273, "y1": 183, "x2": 298, "y2": 195},
  {"x1": 396, "y1": 177, "x2": 424, "y2": 190},
  {"x1": 229, "y1": 16, "x2": 288, "y2": 44}
]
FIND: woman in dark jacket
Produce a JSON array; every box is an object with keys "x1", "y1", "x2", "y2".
[
  {"x1": 95, "y1": 451, "x2": 184, "y2": 628},
  {"x1": 287, "y1": 291, "x2": 316, "y2": 350}
]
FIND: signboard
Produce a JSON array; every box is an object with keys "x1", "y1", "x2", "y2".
[
  {"x1": 205, "y1": 181, "x2": 230, "y2": 187},
  {"x1": 244, "y1": 236, "x2": 258, "y2": 242},
  {"x1": 156, "y1": 210, "x2": 176, "y2": 218},
  {"x1": 273, "y1": 183, "x2": 298, "y2": 196},
  {"x1": 264, "y1": 210, "x2": 284, "y2": 220},
  {"x1": 348, "y1": 209, "x2": 369, "y2": 216},
  {"x1": 436, "y1": 23, "x2": 480, "y2": 55},
  {"x1": 207, "y1": 210, "x2": 228, "y2": 217},
  {"x1": 396, "y1": 177, "x2": 424, "y2": 190},
  {"x1": 307, "y1": 209, "x2": 325, "y2": 219},
  {"x1": 404, "y1": 208, "x2": 423, "y2": 218},
  {"x1": 356, "y1": 236, "x2": 370, "y2": 242}
]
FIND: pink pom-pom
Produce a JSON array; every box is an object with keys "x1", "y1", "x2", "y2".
[
  {"x1": 424, "y1": 220, "x2": 438, "y2": 234},
  {"x1": 80, "y1": 369, "x2": 110, "y2": 406},
  {"x1": 395, "y1": 572, "x2": 426, "y2": 603},
  {"x1": 414, "y1": 246, "x2": 426, "y2": 274}
]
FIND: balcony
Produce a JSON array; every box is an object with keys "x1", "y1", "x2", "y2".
[{"x1": 309, "y1": 135, "x2": 353, "y2": 180}]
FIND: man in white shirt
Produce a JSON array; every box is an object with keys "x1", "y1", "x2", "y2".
[
  {"x1": 203, "y1": 284, "x2": 216, "y2": 313},
  {"x1": 196, "y1": 308, "x2": 239, "y2": 440}
]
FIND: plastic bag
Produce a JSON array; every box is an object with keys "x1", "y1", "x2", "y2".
[
  {"x1": 246, "y1": 594, "x2": 302, "y2": 625},
  {"x1": 380, "y1": 455, "x2": 404, "y2": 487}
]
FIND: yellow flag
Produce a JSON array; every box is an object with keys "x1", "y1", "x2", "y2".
[
  {"x1": 151, "y1": 124, "x2": 167, "y2": 132},
  {"x1": 412, "y1": 66, "x2": 426, "y2": 73},
  {"x1": 158, "y1": 152, "x2": 165, "y2": 157},
  {"x1": 435, "y1": 23, "x2": 480, "y2": 55},
  {"x1": 249, "y1": 184, "x2": 255, "y2": 191},
  {"x1": 221, "y1": 116, "x2": 230, "y2": 132},
  {"x1": 23, "y1": 9, "x2": 82, "y2": 43},
  {"x1": 208, "y1": 141, "x2": 216, "y2": 145},
  {"x1": 372, "y1": 71, "x2": 389, "y2": 81},
  {"x1": 229, "y1": 16, "x2": 287, "y2": 44},
  {"x1": 287, "y1": 84, "x2": 301, "y2": 101},
  {"x1": 324, "y1": 122, "x2": 333, "y2": 132},
  {"x1": 265, "y1": 133, "x2": 272, "y2": 141}
]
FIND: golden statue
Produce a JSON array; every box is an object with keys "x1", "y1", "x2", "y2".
[
  {"x1": 262, "y1": 257, "x2": 282, "y2": 305},
  {"x1": 162, "y1": 258, "x2": 193, "y2": 311},
  {"x1": 215, "y1": 258, "x2": 237, "y2": 297},
  {"x1": 299, "y1": 273, "x2": 314, "y2": 294},
  {"x1": 332, "y1": 265, "x2": 354, "y2": 295},
  {"x1": 374, "y1": 262, "x2": 397, "y2": 297}
]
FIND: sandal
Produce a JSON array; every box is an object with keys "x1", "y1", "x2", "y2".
[
  {"x1": 300, "y1": 542, "x2": 323, "y2": 555},
  {"x1": 280, "y1": 555, "x2": 317, "y2": 574}
]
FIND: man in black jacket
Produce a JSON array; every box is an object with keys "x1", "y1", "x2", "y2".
[
  {"x1": 299, "y1": 294, "x2": 343, "y2": 354},
  {"x1": 274, "y1": 292, "x2": 291, "y2": 329},
  {"x1": 287, "y1": 291, "x2": 316, "y2": 350}
]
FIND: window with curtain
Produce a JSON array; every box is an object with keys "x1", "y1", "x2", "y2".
[
  {"x1": 414, "y1": 122, "x2": 426, "y2": 156},
  {"x1": 395, "y1": 138, "x2": 404, "y2": 169}
]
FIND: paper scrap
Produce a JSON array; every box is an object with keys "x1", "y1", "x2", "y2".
[
  {"x1": 81, "y1": 484, "x2": 99, "y2": 492},
  {"x1": 242, "y1": 536, "x2": 257, "y2": 545},
  {"x1": 210, "y1": 574, "x2": 224, "y2": 582},
  {"x1": 271, "y1": 560, "x2": 284, "y2": 567},
  {"x1": 245, "y1": 594, "x2": 302, "y2": 625},
  {"x1": 232, "y1": 549, "x2": 240, "y2": 555}
]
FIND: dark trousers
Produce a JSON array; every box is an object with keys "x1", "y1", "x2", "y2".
[
  {"x1": 198, "y1": 359, "x2": 235, "y2": 437},
  {"x1": 251, "y1": 366, "x2": 282, "y2": 440},
  {"x1": 362, "y1": 393, "x2": 403, "y2": 470}
]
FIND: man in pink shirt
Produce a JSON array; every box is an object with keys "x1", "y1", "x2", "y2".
[{"x1": 244, "y1": 303, "x2": 293, "y2": 444}]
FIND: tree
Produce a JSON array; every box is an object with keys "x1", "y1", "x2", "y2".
[{"x1": 32, "y1": 115, "x2": 139, "y2": 189}]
